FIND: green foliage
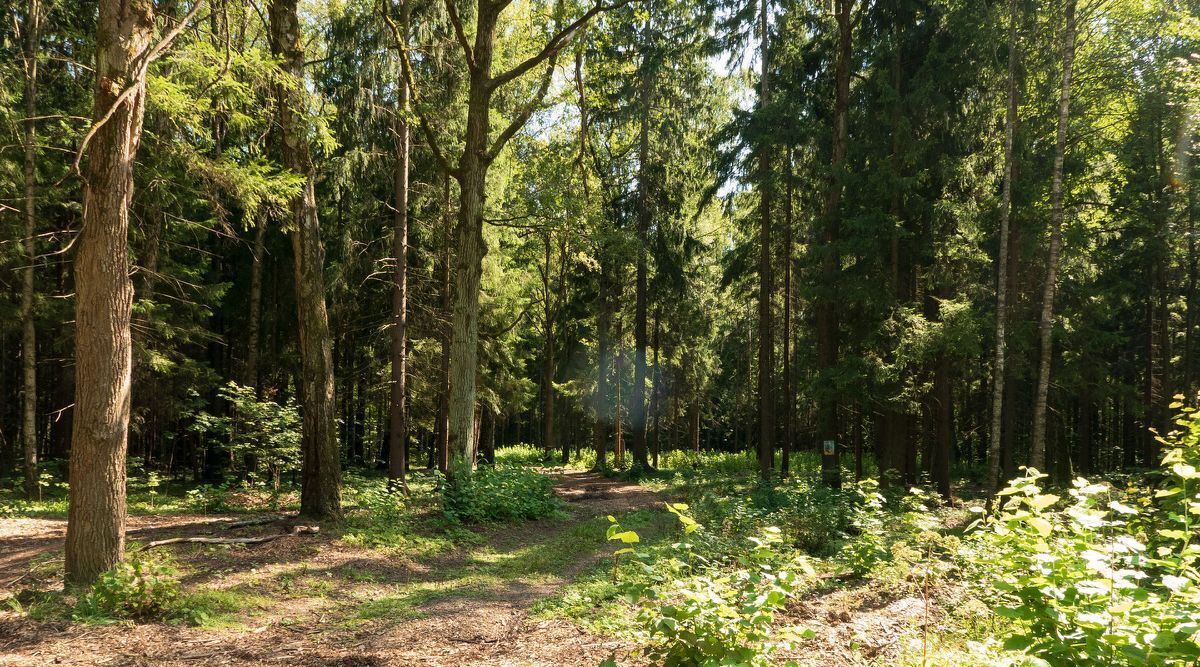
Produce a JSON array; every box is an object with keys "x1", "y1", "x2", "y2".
[
  {"x1": 76, "y1": 553, "x2": 182, "y2": 622},
  {"x1": 440, "y1": 463, "x2": 564, "y2": 524},
  {"x1": 977, "y1": 406, "x2": 1200, "y2": 665},
  {"x1": 611, "y1": 503, "x2": 813, "y2": 666}
]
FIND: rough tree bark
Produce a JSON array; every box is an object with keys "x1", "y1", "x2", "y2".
[
  {"x1": 65, "y1": 0, "x2": 155, "y2": 586},
  {"x1": 630, "y1": 42, "x2": 655, "y2": 471},
  {"x1": 245, "y1": 214, "x2": 266, "y2": 390},
  {"x1": 756, "y1": 0, "x2": 774, "y2": 480},
  {"x1": 436, "y1": 173, "x2": 452, "y2": 472},
  {"x1": 987, "y1": 0, "x2": 1021, "y2": 494},
  {"x1": 541, "y1": 234, "x2": 556, "y2": 457},
  {"x1": 20, "y1": 0, "x2": 42, "y2": 499},
  {"x1": 782, "y1": 146, "x2": 794, "y2": 477},
  {"x1": 270, "y1": 0, "x2": 342, "y2": 520},
  {"x1": 817, "y1": 0, "x2": 855, "y2": 489},
  {"x1": 1029, "y1": 0, "x2": 1076, "y2": 470}
]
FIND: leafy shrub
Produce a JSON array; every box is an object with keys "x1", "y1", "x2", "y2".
[
  {"x1": 184, "y1": 381, "x2": 301, "y2": 491},
  {"x1": 493, "y1": 443, "x2": 556, "y2": 467},
  {"x1": 185, "y1": 482, "x2": 233, "y2": 514},
  {"x1": 611, "y1": 503, "x2": 813, "y2": 666},
  {"x1": 440, "y1": 463, "x2": 562, "y2": 523},
  {"x1": 77, "y1": 553, "x2": 182, "y2": 621},
  {"x1": 977, "y1": 404, "x2": 1200, "y2": 666}
]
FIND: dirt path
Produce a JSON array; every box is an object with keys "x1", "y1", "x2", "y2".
[{"x1": 0, "y1": 471, "x2": 660, "y2": 667}]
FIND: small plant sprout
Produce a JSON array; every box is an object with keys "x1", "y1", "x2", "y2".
[{"x1": 606, "y1": 515, "x2": 639, "y2": 582}]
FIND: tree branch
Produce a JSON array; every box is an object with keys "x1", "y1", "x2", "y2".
[
  {"x1": 487, "y1": 54, "x2": 557, "y2": 162},
  {"x1": 487, "y1": 0, "x2": 632, "y2": 92},
  {"x1": 71, "y1": 0, "x2": 208, "y2": 177},
  {"x1": 378, "y1": 0, "x2": 458, "y2": 177},
  {"x1": 444, "y1": 0, "x2": 476, "y2": 70}
]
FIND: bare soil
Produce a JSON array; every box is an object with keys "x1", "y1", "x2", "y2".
[{"x1": 0, "y1": 471, "x2": 657, "y2": 667}]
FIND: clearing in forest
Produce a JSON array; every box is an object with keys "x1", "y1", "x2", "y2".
[{"x1": 0, "y1": 471, "x2": 659, "y2": 666}]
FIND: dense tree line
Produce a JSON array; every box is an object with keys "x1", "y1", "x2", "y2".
[{"x1": 0, "y1": 0, "x2": 1198, "y2": 582}]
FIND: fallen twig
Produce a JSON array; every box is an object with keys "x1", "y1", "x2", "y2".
[
  {"x1": 135, "y1": 525, "x2": 318, "y2": 550},
  {"x1": 223, "y1": 515, "x2": 287, "y2": 530}
]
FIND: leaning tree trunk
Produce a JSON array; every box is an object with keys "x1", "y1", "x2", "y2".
[
  {"x1": 20, "y1": 0, "x2": 42, "y2": 500},
  {"x1": 388, "y1": 3, "x2": 412, "y2": 491},
  {"x1": 987, "y1": 0, "x2": 1021, "y2": 493},
  {"x1": 1030, "y1": 0, "x2": 1076, "y2": 470},
  {"x1": 65, "y1": 0, "x2": 154, "y2": 586},
  {"x1": 270, "y1": 0, "x2": 341, "y2": 520},
  {"x1": 755, "y1": 0, "x2": 774, "y2": 480},
  {"x1": 817, "y1": 0, "x2": 853, "y2": 489}
]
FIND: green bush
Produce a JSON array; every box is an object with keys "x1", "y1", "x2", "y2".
[
  {"x1": 609, "y1": 503, "x2": 813, "y2": 666},
  {"x1": 440, "y1": 463, "x2": 563, "y2": 523},
  {"x1": 77, "y1": 553, "x2": 182, "y2": 621},
  {"x1": 977, "y1": 404, "x2": 1200, "y2": 665}
]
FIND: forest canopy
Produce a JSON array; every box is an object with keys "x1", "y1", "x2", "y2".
[{"x1": 1, "y1": 0, "x2": 1200, "y2": 665}]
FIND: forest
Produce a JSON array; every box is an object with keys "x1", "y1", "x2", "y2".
[{"x1": 1, "y1": 0, "x2": 1199, "y2": 664}]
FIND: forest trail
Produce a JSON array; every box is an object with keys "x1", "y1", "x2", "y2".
[{"x1": 0, "y1": 471, "x2": 659, "y2": 667}]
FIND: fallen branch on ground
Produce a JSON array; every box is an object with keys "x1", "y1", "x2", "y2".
[
  {"x1": 222, "y1": 515, "x2": 287, "y2": 530},
  {"x1": 135, "y1": 525, "x2": 318, "y2": 550}
]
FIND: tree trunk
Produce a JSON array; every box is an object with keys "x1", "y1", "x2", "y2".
[
  {"x1": 817, "y1": 0, "x2": 853, "y2": 489},
  {"x1": 388, "y1": 4, "x2": 411, "y2": 491},
  {"x1": 480, "y1": 407, "x2": 495, "y2": 465},
  {"x1": 1078, "y1": 380, "x2": 1093, "y2": 474},
  {"x1": 66, "y1": 0, "x2": 154, "y2": 586},
  {"x1": 245, "y1": 213, "x2": 267, "y2": 390},
  {"x1": 1029, "y1": 0, "x2": 1076, "y2": 470},
  {"x1": 782, "y1": 147, "x2": 793, "y2": 477},
  {"x1": 756, "y1": 0, "x2": 774, "y2": 481},
  {"x1": 594, "y1": 252, "x2": 612, "y2": 468},
  {"x1": 270, "y1": 0, "x2": 341, "y2": 520},
  {"x1": 880, "y1": 33, "x2": 912, "y2": 487},
  {"x1": 987, "y1": 0, "x2": 1021, "y2": 494},
  {"x1": 630, "y1": 52, "x2": 654, "y2": 471},
  {"x1": 541, "y1": 234, "x2": 556, "y2": 456},
  {"x1": 20, "y1": 0, "x2": 42, "y2": 500},
  {"x1": 615, "y1": 314, "x2": 625, "y2": 465},
  {"x1": 932, "y1": 301, "x2": 953, "y2": 499},
  {"x1": 436, "y1": 173, "x2": 452, "y2": 472},
  {"x1": 1184, "y1": 186, "x2": 1197, "y2": 401},
  {"x1": 651, "y1": 311, "x2": 662, "y2": 469}
]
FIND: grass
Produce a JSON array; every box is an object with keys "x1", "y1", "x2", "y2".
[{"x1": 0, "y1": 445, "x2": 1004, "y2": 666}]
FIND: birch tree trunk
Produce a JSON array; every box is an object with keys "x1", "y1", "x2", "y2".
[
  {"x1": 1030, "y1": 0, "x2": 1077, "y2": 470},
  {"x1": 65, "y1": 0, "x2": 154, "y2": 586}
]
